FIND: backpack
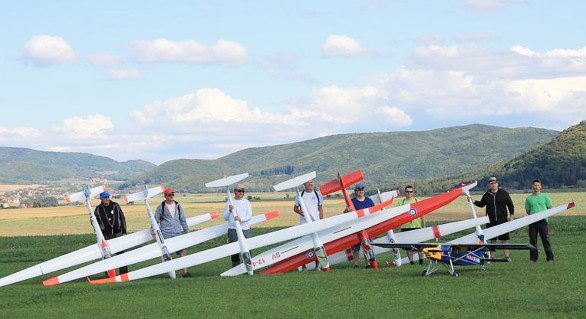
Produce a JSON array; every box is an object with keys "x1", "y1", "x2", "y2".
[
  {"x1": 159, "y1": 200, "x2": 181, "y2": 222},
  {"x1": 300, "y1": 189, "x2": 322, "y2": 206}
]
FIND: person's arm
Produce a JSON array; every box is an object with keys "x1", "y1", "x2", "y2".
[
  {"x1": 178, "y1": 204, "x2": 189, "y2": 232},
  {"x1": 506, "y1": 193, "x2": 515, "y2": 220},
  {"x1": 524, "y1": 197, "x2": 530, "y2": 216},
  {"x1": 421, "y1": 215, "x2": 426, "y2": 228},
  {"x1": 318, "y1": 205, "x2": 324, "y2": 220},
  {"x1": 473, "y1": 193, "x2": 486, "y2": 208},
  {"x1": 293, "y1": 197, "x2": 303, "y2": 216},
  {"x1": 93, "y1": 206, "x2": 105, "y2": 231},
  {"x1": 546, "y1": 194, "x2": 553, "y2": 209},
  {"x1": 118, "y1": 204, "x2": 127, "y2": 234}
]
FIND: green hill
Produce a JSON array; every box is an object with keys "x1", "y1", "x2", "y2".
[
  {"x1": 0, "y1": 147, "x2": 155, "y2": 183},
  {"x1": 124, "y1": 124, "x2": 558, "y2": 192},
  {"x1": 417, "y1": 121, "x2": 586, "y2": 192}
]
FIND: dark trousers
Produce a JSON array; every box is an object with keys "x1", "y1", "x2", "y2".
[
  {"x1": 227, "y1": 228, "x2": 252, "y2": 267},
  {"x1": 529, "y1": 220, "x2": 554, "y2": 261}
]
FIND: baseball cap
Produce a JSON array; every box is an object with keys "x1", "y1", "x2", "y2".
[
  {"x1": 163, "y1": 188, "x2": 175, "y2": 196},
  {"x1": 99, "y1": 191, "x2": 110, "y2": 198},
  {"x1": 488, "y1": 177, "x2": 498, "y2": 183},
  {"x1": 354, "y1": 182, "x2": 365, "y2": 190}
]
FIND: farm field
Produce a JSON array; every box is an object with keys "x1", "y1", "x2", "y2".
[
  {"x1": 0, "y1": 215, "x2": 584, "y2": 318},
  {"x1": 0, "y1": 191, "x2": 583, "y2": 237}
]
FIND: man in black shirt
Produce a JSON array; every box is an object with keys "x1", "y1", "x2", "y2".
[
  {"x1": 468, "y1": 177, "x2": 515, "y2": 259},
  {"x1": 94, "y1": 191, "x2": 128, "y2": 274}
]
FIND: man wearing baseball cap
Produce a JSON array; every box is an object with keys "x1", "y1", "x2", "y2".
[
  {"x1": 94, "y1": 191, "x2": 128, "y2": 274},
  {"x1": 468, "y1": 177, "x2": 515, "y2": 260},
  {"x1": 154, "y1": 188, "x2": 192, "y2": 277}
]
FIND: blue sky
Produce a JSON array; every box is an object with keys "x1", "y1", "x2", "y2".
[{"x1": 1, "y1": 0, "x2": 585, "y2": 164}]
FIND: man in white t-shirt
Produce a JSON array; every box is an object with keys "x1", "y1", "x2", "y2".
[
  {"x1": 293, "y1": 179, "x2": 324, "y2": 224},
  {"x1": 223, "y1": 184, "x2": 253, "y2": 267}
]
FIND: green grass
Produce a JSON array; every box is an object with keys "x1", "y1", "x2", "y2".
[{"x1": 1, "y1": 217, "x2": 585, "y2": 318}]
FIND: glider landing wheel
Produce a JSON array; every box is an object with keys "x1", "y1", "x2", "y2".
[
  {"x1": 452, "y1": 272, "x2": 459, "y2": 277},
  {"x1": 421, "y1": 270, "x2": 428, "y2": 276}
]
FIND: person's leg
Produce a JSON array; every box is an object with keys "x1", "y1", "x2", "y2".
[
  {"x1": 407, "y1": 250, "x2": 414, "y2": 265},
  {"x1": 528, "y1": 223, "x2": 538, "y2": 262},
  {"x1": 538, "y1": 222, "x2": 554, "y2": 261},
  {"x1": 418, "y1": 251, "x2": 425, "y2": 265},
  {"x1": 227, "y1": 229, "x2": 240, "y2": 267}
]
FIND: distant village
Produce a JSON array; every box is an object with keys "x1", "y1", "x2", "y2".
[{"x1": 0, "y1": 177, "x2": 109, "y2": 209}]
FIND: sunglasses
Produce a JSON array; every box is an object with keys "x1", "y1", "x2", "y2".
[
  {"x1": 405, "y1": 190, "x2": 414, "y2": 193},
  {"x1": 235, "y1": 189, "x2": 245, "y2": 193},
  {"x1": 165, "y1": 193, "x2": 175, "y2": 197}
]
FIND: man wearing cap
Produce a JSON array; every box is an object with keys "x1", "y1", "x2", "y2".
[
  {"x1": 94, "y1": 191, "x2": 128, "y2": 274},
  {"x1": 398, "y1": 185, "x2": 425, "y2": 265},
  {"x1": 223, "y1": 184, "x2": 253, "y2": 267},
  {"x1": 343, "y1": 182, "x2": 375, "y2": 268},
  {"x1": 468, "y1": 177, "x2": 515, "y2": 259},
  {"x1": 154, "y1": 188, "x2": 191, "y2": 277}
]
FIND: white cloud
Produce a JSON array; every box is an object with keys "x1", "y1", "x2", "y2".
[
  {"x1": 322, "y1": 35, "x2": 368, "y2": 57},
  {"x1": 0, "y1": 126, "x2": 41, "y2": 139},
  {"x1": 131, "y1": 38, "x2": 247, "y2": 65},
  {"x1": 87, "y1": 53, "x2": 122, "y2": 67},
  {"x1": 53, "y1": 114, "x2": 114, "y2": 139},
  {"x1": 379, "y1": 106, "x2": 413, "y2": 126},
  {"x1": 107, "y1": 68, "x2": 142, "y2": 80},
  {"x1": 23, "y1": 35, "x2": 77, "y2": 66},
  {"x1": 466, "y1": 0, "x2": 527, "y2": 11}
]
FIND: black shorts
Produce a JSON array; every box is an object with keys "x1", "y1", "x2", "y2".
[
  {"x1": 401, "y1": 228, "x2": 420, "y2": 251},
  {"x1": 486, "y1": 221, "x2": 510, "y2": 241}
]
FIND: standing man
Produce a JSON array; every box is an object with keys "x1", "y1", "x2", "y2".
[
  {"x1": 399, "y1": 185, "x2": 425, "y2": 265},
  {"x1": 469, "y1": 177, "x2": 515, "y2": 259},
  {"x1": 343, "y1": 182, "x2": 374, "y2": 268},
  {"x1": 525, "y1": 179, "x2": 554, "y2": 262},
  {"x1": 223, "y1": 184, "x2": 253, "y2": 267},
  {"x1": 94, "y1": 191, "x2": 128, "y2": 274},
  {"x1": 154, "y1": 188, "x2": 191, "y2": 277},
  {"x1": 293, "y1": 179, "x2": 324, "y2": 224}
]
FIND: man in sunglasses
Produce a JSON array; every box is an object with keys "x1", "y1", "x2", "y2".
[
  {"x1": 399, "y1": 185, "x2": 425, "y2": 265},
  {"x1": 154, "y1": 188, "x2": 191, "y2": 277},
  {"x1": 224, "y1": 184, "x2": 253, "y2": 267}
]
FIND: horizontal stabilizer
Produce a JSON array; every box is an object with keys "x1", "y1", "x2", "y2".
[
  {"x1": 205, "y1": 173, "x2": 249, "y2": 188},
  {"x1": 319, "y1": 170, "x2": 363, "y2": 195},
  {"x1": 481, "y1": 257, "x2": 512, "y2": 262},
  {"x1": 66, "y1": 185, "x2": 105, "y2": 203},
  {"x1": 273, "y1": 171, "x2": 316, "y2": 191},
  {"x1": 124, "y1": 186, "x2": 164, "y2": 203}
]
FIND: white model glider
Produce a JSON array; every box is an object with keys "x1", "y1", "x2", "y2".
[
  {"x1": 126, "y1": 185, "x2": 175, "y2": 278},
  {"x1": 205, "y1": 173, "x2": 254, "y2": 275},
  {"x1": 273, "y1": 171, "x2": 331, "y2": 271}
]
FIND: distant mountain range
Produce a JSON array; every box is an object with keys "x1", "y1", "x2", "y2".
[
  {"x1": 416, "y1": 121, "x2": 586, "y2": 192},
  {"x1": 0, "y1": 147, "x2": 155, "y2": 184},
  {"x1": 3, "y1": 123, "x2": 576, "y2": 192},
  {"x1": 121, "y1": 124, "x2": 559, "y2": 192}
]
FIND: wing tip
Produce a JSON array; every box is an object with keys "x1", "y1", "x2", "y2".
[
  {"x1": 42, "y1": 277, "x2": 60, "y2": 287},
  {"x1": 265, "y1": 210, "x2": 280, "y2": 220},
  {"x1": 210, "y1": 211, "x2": 220, "y2": 219}
]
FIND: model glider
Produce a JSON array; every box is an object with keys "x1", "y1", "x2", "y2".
[
  {"x1": 0, "y1": 205, "x2": 219, "y2": 288},
  {"x1": 125, "y1": 185, "x2": 175, "y2": 278},
  {"x1": 273, "y1": 171, "x2": 332, "y2": 271},
  {"x1": 205, "y1": 173, "x2": 254, "y2": 275},
  {"x1": 259, "y1": 181, "x2": 477, "y2": 275}
]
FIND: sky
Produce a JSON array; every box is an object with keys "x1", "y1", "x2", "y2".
[{"x1": 1, "y1": 0, "x2": 585, "y2": 164}]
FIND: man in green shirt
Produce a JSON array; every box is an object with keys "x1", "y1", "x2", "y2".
[{"x1": 525, "y1": 179, "x2": 554, "y2": 262}]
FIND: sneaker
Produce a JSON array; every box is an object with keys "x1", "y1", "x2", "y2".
[
  {"x1": 409, "y1": 261, "x2": 414, "y2": 265},
  {"x1": 365, "y1": 264, "x2": 371, "y2": 269},
  {"x1": 505, "y1": 257, "x2": 512, "y2": 262},
  {"x1": 353, "y1": 265, "x2": 359, "y2": 269},
  {"x1": 181, "y1": 272, "x2": 192, "y2": 278},
  {"x1": 418, "y1": 259, "x2": 423, "y2": 265}
]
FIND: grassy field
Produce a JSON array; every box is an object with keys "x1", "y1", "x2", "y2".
[
  {"x1": 0, "y1": 191, "x2": 583, "y2": 237},
  {"x1": 0, "y1": 215, "x2": 585, "y2": 318}
]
